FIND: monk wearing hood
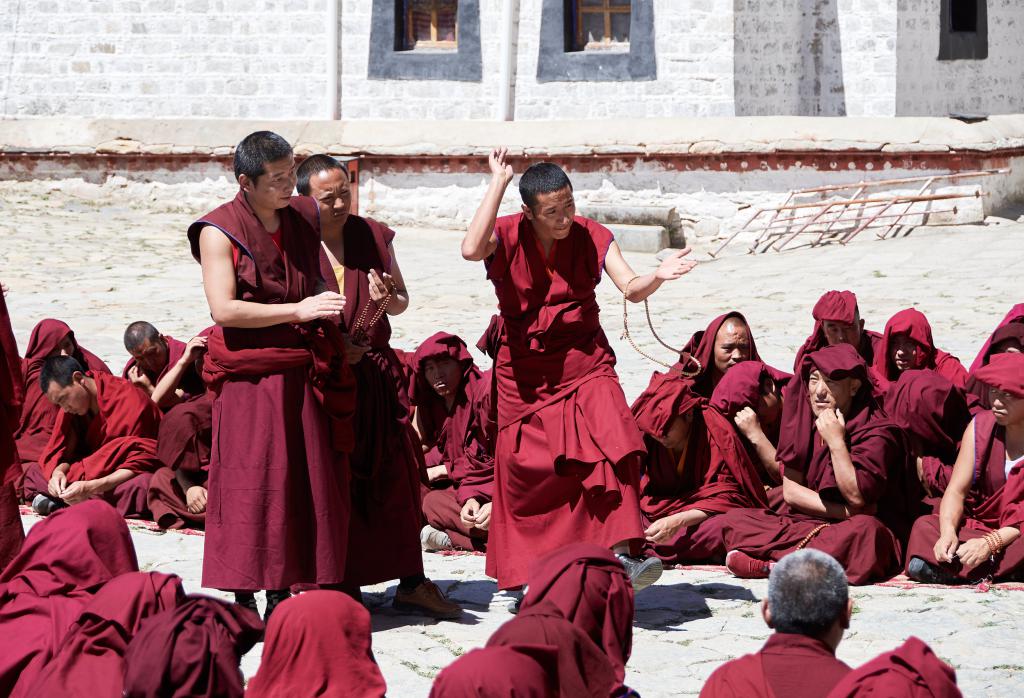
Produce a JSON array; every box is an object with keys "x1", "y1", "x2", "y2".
[
  {"x1": 874, "y1": 308, "x2": 967, "y2": 389},
  {"x1": 0, "y1": 282, "x2": 24, "y2": 568},
  {"x1": 674, "y1": 311, "x2": 758, "y2": 398},
  {"x1": 795, "y1": 290, "x2": 882, "y2": 371},
  {"x1": 964, "y1": 304, "x2": 1024, "y2": 410}
]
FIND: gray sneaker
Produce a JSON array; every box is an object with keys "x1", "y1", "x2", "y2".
[
  {"x1": 31, "y1": 493, "x2": 64, "y2": 516},
  {"x1": 616, "y1": 553, "x2": 664, "y2": 592},
  {"x1": 420, "y1": 525, "x2": 454, "y2": 552}
]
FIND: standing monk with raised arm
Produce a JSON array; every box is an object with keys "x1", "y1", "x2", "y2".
[
  {"x1": 462, "y1": 148, "x2": 697, "y2": 593},
  {"x1": 187, "y1": 131, "x2": 355, "y2": 621}
]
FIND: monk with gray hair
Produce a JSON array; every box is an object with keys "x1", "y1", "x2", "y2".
[{"x1": 701, "y1": 549, "x2": 853, "y2": 698}]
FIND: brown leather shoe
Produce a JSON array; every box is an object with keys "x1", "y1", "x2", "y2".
[{"x1": 392, "y1": 580, "x2": 462, "y2": 620}]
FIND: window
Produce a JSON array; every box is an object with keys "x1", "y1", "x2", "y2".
[
  {"x1": 569, "y1": 0, "x2": 631, "y2": 51},
  {"x1": 938, "y1": 0, "x2": 988, "y2": 60},
  {"x1": 399, "y1": 0, "x2": 457, "y2": 51}
]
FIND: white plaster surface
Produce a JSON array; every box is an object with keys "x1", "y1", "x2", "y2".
[{"x1": 3, "y1": 185, "x2": 1024, "y2": 696}]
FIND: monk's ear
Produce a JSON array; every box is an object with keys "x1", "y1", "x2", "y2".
[
  {"x1": 238, "y1": 173, "x2": 255, "y2": 194},
  {"x1": 761, "y1": 599, "x2": 773, "y2": 628},
  {"x1": 848, "y1": 377, "x2": 862, "y2": 396},
  {"x1": 521, "y1": 203, "x2": 534, "y2": 221},
  {"x1": 841, "y1": 598, "x2": 854, "y2": 630},
  {"x1": 71, "y1": 371, "x2": 86, "y2": 385}
]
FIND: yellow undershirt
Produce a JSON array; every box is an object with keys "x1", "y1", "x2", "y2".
[{"x1": 332, "y1": 264, "x2": 345, "y2": 291}]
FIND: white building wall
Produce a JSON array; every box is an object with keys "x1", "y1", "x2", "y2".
[
  {"x1": 838, "y1": 0, "x2": 898, "y2": 117},
  {"x1": 896, "y1": 0, "x2": 1024, "y2": 116}
]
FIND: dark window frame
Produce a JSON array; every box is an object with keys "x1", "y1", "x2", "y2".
[
  {"x1": 368, "y1": 0, "x2": 482, "y2": 81},
  {"x1": 537, "y1": 0, "x2": 655, "y2": 82},
  {"x1": 397, "y1": 0, "x2": 459, "y2": 51},
  {"x1": 938, "y1": 0, "x2": 988, "y2": 61}
]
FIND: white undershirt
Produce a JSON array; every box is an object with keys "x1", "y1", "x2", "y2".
[{"x1": 1007, "y1": 455, "x2": 1024, "y2": 479}]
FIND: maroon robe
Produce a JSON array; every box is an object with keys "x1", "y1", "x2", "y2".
[
  {"x1": 674, "y1": 311, "x2": 762, "y2": 398},
  {"x1": 246, "y1": 591, "x2": 387, "y2": 698},
  {"x1": 0, "y1": 286, "x2": 24, "y2": 568},
  {"x1": 483, "y1": 213, "x2": 645, "y2": 589},
  {"x1": 188, "y1": 191, "x2": 355, "y2": 591},
  {"x1": 22, "y1": 372, "x2": 162, "y2": 518},
  {"x1": 318, "y1": 214, "x2": 425, "y2": 586},
  {"x1": 121, "y1": 596, "x2": 263, "y2": 698},
  {"x1": 632, "y1": 371, "x2": 770, "y2": 564},
  {"x1": 883, "y1": 370, "x2": 971, "y2": 498},
  {"x1": 15, "y1": 319, "x2": 111, "y2": 469},
  {"x1": 430, "y1": 645, "x2": 560, "y2": 698},
  {"x1": 23, "y1": 571, "x2": 184, "y2": 698},
  {"x1": 121, "y1": 334, "x2": 205, "y2": 406},
  {"x1": 965, "y1": 303, "x2": 1024, "y2": 410},
  {"x1": 874, "y1": 308, "x2": 967, "y2": 389},
  {"x1": 826, "y1": 636, "x2": 961, "y2": 698},
  {"x1": 148, "y1": 391, "x2": 214, "y2": 529},
  {"x1": 0, "y1": 500, "x2": 138, "y2": 696},
  {"x1": 720, "y1": 345, "x2": 908, "y2": 585},
  {"x1": 701, "y1": 633, "x2": 851, "y2": 698},
  {"x1": 412, "y1": 332, "x2": 495, "y2": 551},
  {"x1": 794, "y1": 290, "x2": 883, "y2": 374},
  {"x1": 905, "y1": 403, "x2": 1024, "y2": 580}
]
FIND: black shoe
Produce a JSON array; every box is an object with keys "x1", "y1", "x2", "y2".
[
  {"x1": 907, "y1": 557, "x2": 960, "y2": 585},
  {"x1": 264, "y1": 589, "x2": 292, "y2": 622},
  {"x1": 507, "y1": 596, "x2": 522, "y2": 614},
  {"x1": 234, "y1": 592, "x2": 258, "y2": 615},
  {"x1": 616, "y1": 554, "x2": 664, "y2": 592}
]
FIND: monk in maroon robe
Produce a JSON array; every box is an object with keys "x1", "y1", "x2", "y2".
[
  {"x1": 874, "y1": 308, "x2": 967, "y2": 389},
  {"x1": 297, "y1": 153, "x2": 459, "y2": 618},
  {"x1": 701, "y1": 549, "x2": 853, "y2": 698},
  {"x1": 905, "y1": 353, "x2": 1024, "y2": 583},
  {"x1": 121, "y1": 321, "x2": 204, "y2": 410},
  {"x1": 0, "y1": 282, "x2": 25, "y2": 568},
  {"x1": 461, "y1": 150, "x2": 697, "y2": 591},
  {"x1": 430, "y1": 645, "x2": 560, "y2": 698},
  {"x1": 795, "y1": 290, "x2": 882, "y2": 372},
  {"x1": 675, "y1": 311, "x2": 759, "y2": 398},
  {"x1": 826, "y1": 636, "x2": 962, "y2": 698},
  {"x1": 22, "y1": 356, "x2": 161, "y2": 519},
  {"x1": 710, "y1": 360, "x2": 791, "y2": 493},
  {"x1": 964, "y1": 303, "x2": 1024, "y2": 410},
  {"x1": 188, "y1": 132, "x2": 355, "y2": 620},
  {"x1": 884, "y1": 370, "x2": 971, "y2": 499},
  {"x1": 720, "y1": 345, "x2": 909, "y2": 585},
  {"x1": 411, "y1": 332, "x2": 496, "y2": 552},
  {"x1": 14, "y1": 319, "x2": 111, "y2": 476},
  {"x1": 632, "y1": 370, "x2": 770, "y2": 564}
]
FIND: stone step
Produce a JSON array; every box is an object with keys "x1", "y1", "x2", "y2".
[{"x1": 603, "y1": 223, "x2": 669, "y2": 253}]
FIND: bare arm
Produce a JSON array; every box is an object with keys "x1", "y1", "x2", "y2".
[
  {"x1": 734, "y1": 408, "x2": 782, "y2": 484},
  {"x1": 371, "y1": 243, "x2": 410, "y2": 316},
  {"x1": 603, "y1": 242, "x2": 697, "y2": 302},
  {"x1": 817, "y1": 409, "x2": 867, "y2": 511},
  {"x1": 463, "y1": 148, "x2": 512, "y2": 262},
  {"x1": 934, "y1": 420, "x2": 975, "y2": 562},
  {"x1": 198, "y1": 226, "x2": 345, "y2": 328},
  {"x1": 782, "y1": 466, "x2": 851, "y2": 520},
  {"x1": 150, "y1": 336, "x2": 207, "y2": 408}
]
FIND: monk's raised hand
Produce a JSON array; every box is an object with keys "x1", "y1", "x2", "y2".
[
  {"x1": 1, "y1": 283, "x2": 8, "y2": 297},
  {"x1": 955, "y1": 538, "x2": 990, "y2": 570},
  {"x1": 815, "y1": 408, "x2": 846, "y2": 446},
  {"x1": 474, "y1": 502, "x2": 492, "y2": 530},
  {"x1": 734, "y1": 406, "x2": 764, "y2": 441},
  {"x1": 933, "y1": 531, "x2": 960, "y2": 564},
  {"x1": 182, "y1": 335, "x2": 208, "y2": 363},
  {"x1": 294, "y1": 291, "x2": 345, "y2": 323},
  {"x1": 489, "y1": 147, "x2": 514, "y2": 185},
  {"x1": 655, "y1": 248, "x2": 698, "y2": 281},
  {"x1": 368, "y1": 269, "x2": 395, "y2": 302}
]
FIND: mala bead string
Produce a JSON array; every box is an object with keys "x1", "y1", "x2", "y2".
[
  {"x1": 349, "y1": 276, "x2": 393, "y2": 345},
  {"x1": 622, "y1": 275, "x2": 702, "y2": 378},
  {"x1": 795, "y1": 523, "x2": 831, "y2": 550}
]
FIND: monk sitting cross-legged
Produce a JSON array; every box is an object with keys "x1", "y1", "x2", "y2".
[
  {"x1": 121, "y1": 321, "x2": 204, "y2": 410},
  {"x1": 631, "y1": 369, "x2": 771, "y2": 565},
  {"x1": 874, "y1": 308, "x2": 967, "y2": 390},
  {"x1": 461, "y1": 148, "x2": 697, "y2": 593},
  {"x1": 905, "y1": 353, "x2": 1024, "y2": 584},
  {"x1": 411, "y1": 332, "x2": 496, "y2": 553},
  {"x1": 720, "y1": 344, "x2": 910, "y2": 585},
  {"x1": 795, "y1": 290, "x2": 883, "y2": 374},
  {"x1": 701, "y1": 549, "x2": 853, "y2": 698},
  {"x1": 674, "y1": 311, "x2": 759, "y2": 398},
  {"x1": 826, "y1": 636, "x2": 962, "y2": 698},
  {"x1": 24, "y1": 356, "x2": 161, "y2": 518}
]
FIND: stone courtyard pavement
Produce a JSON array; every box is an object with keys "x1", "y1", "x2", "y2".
[{"x1": 3, "y1": 184, "x2": 1024, "y2": 696}]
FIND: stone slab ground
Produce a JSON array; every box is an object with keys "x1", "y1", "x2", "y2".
[{"x1": 3, "y1": 186, "x2": 1024, "y2": 696}]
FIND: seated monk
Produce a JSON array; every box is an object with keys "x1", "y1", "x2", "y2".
[
  {"x1": 795, "y1": 290, "x2": 882, "y2": 374},
  {"x1": 710, "y1": 359, "x2": 791, "y2": 494},
  {"x1": 701, "y1": 549, "x2": 853, "y2": 698},
  {"x1": 675, "y1": 311, "x2": 759, "y2": 398},
  {"x1": 884, "y1": 370, "x2": 972, "y2": 500},
  {"x1": 121, "y1": 321, "x2": 204, "y2": 410},
  {"x1": 826, "y1": 636, "x2": 962, "y2": 698},
  {"x1": 430, "y1": 645, "x2": 559, "y2": 698},
  {"x1": 874, "y1": 308, "x2": 967, "y2": 389},
  {"x1": 0, "y1": 282, "x2": 24, "y2": 569},
  {"x1": 720, "y1": 344, "x2": 910, "y2": 585},
  {"x1": 14, "y1": 319, "x2": 111, "y2": 474},
  {"x1": 147, "y1": 332, "x2": 213, "y2": 530},
  {"x1": 905, "y1": 353, "x2": 1024, "y2": 584},
  {"x1": 411, "y1": 332, "x2": 495, "y2": 553},
  {"x1": 24, "y1": 356, "x2": 161, "y2": 518},
  {"x1": 964, "y1": 303, "x2": 1024, "y2": 410},
  {"x1": 632, "y1": 370, "x2": 770, "y2": 564}
]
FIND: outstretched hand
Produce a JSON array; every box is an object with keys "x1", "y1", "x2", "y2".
[
  {"x1": 655, "y1": 248, "x2": 698, "y2": 281},
  {"x1": 489, "y1": 147, "x2": 514, "y2": 185}
]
